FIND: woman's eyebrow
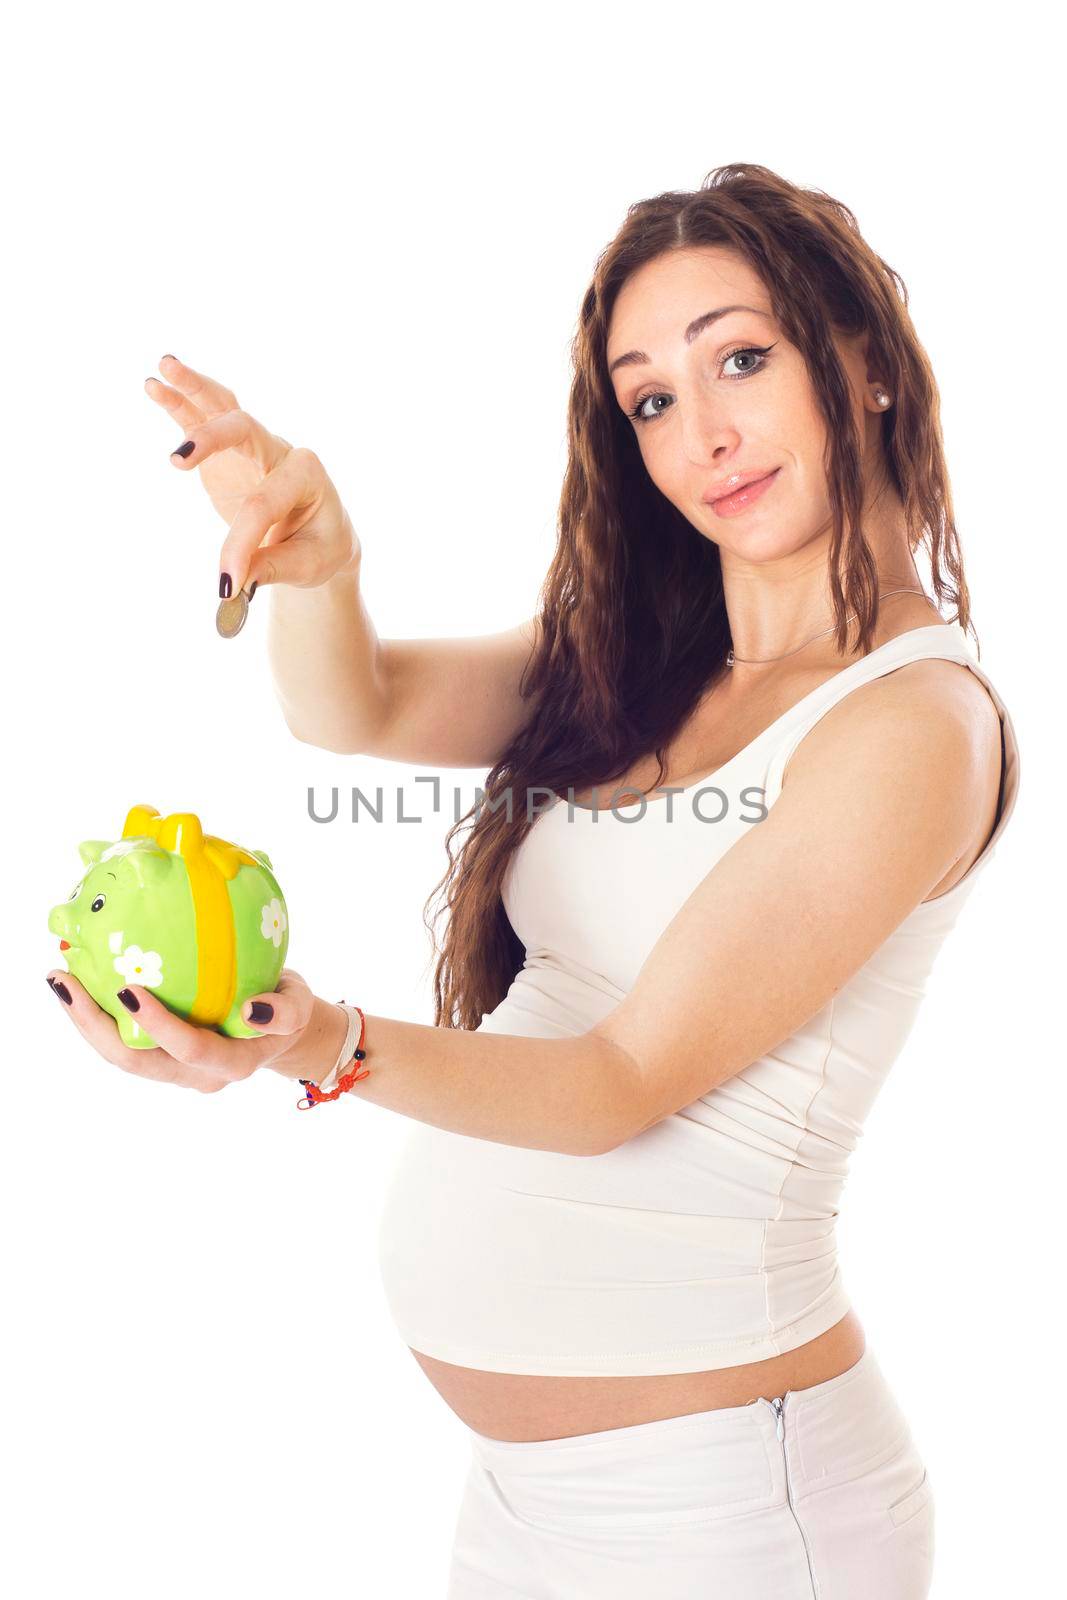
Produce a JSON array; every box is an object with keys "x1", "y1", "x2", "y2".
[{"x1": 608, "y1": 304, "x2": 773, "y2": 377}]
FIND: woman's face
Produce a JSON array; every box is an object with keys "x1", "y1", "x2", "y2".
[{"x1": 605, "y1": 246, "x2": 885, "y2": 565}]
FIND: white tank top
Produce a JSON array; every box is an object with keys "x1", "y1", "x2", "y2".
[{"x1": 376, "y1": 622, "x2": 1022, "y2": 1375}]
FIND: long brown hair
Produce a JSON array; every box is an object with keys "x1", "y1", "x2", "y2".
[{"x1": 423, "y1": 161, "x2": 972, "y2": 1030}]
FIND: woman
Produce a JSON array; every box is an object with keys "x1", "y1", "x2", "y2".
[{"x1": 47, "y1": 164, "x2": 1020, "y2": 1597}]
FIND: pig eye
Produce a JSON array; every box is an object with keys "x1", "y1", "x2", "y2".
[
  {"x1": 90, "y1": 894, "x2": 106, "y2": 912},
  {"x1": 68, "y1": 884, "x2": 81, "y2": 900}
]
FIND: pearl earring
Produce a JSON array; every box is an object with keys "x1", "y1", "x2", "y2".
[{"x1": 874, "y1": 388, "x2": 891, "y2": 407}]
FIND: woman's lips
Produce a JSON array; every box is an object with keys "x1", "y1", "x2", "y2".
[{"x1": 708, "y1": 468, "x2": 780, "y2": 517}]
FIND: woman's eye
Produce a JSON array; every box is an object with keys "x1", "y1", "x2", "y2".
[
  {"x1": 90, "y1": 894, "x2": 106, "y2": 912},
  {"x1": 626, "y1": 344, "x2": 773, "y2": 425},
  {"x1": 629, "y1": 392, "x2": 672, "y2": 424},
  {"x1": 722, "y1": 347, "x2": 766, "y2": 378}
]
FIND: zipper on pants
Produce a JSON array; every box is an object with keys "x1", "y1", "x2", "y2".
[{"x1": 763, "y1": 1396, "x2": 819, "y2": 1597}]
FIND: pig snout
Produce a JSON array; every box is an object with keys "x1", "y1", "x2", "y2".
[{"x1": 48, "y1": 904, "x2": 77, "y2": 943}]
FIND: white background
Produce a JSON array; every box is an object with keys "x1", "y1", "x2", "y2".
[{"x1": 3, "y1": 2, "x2": 1061, "y2": 1594}]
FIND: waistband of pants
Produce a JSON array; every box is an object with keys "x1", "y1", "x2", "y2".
[{"x1": 466, "y1": 1347, "x2": 880, "y2": 1470}]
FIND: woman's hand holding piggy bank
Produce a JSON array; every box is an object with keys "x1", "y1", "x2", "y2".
[
  {"x1": 46, "y1": 964, "x2": 349, "y2": 1095},
  {"x1": 46, "y1": 804, "x2": 349, "y2": 1094}
]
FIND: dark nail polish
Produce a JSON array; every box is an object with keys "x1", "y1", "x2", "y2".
[
  {"x1": 219, "y1": 572, "x2": 232, "y2": 599},
  {"x1": 162, "y1": 354, "x2": 177, "y2": 362},
  {"x1": 249, "y1": 1001, "x2": 273, "y2": 1023},
  {"x1": 117, "y1": 989, "x2": 140, "y2": 1012},
  {"x1": 172, "y1": 439, "x2": 195, "y2": 459},
  {"x1": 247, "y1": 581, "x2": 258, "y2": 601},
  {"x1": 47, "y1": 976, "x2": 73, "y2": 1005}
]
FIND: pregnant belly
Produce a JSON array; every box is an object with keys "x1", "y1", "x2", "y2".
[{"x1": 406, "y1": 1309, "x2": 866, "y2": 1443}]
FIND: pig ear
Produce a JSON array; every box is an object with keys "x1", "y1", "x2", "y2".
[
  {"x1": 78, "y1": 839, "x2": 110, "y2": 866},
  {"x1": 250, "y1": 848, "x2": 274, "y2": 871},
  {"x1": 131, "y1": 844, "x2": 173, "y2": 888}
]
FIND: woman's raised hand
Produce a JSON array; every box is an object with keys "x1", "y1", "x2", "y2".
[{"x1": 145, "y1": 354, "x2": 362, "y2": 595}]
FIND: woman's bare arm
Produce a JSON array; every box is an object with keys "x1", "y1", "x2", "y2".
[
  {"x1": 145, "y1": 357, "x2": 541, "y2": 769},
  {"x1": 269, "y1": 557, "x2": 541, "y2": 766}
]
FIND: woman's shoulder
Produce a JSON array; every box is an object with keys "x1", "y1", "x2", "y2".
[
  {"x1": 794, "y1": 650, "x2": 1001, "y2": 771},
  {"x1": 782, "y1": 652, "x2": 1003, "y2": 874},
  {"x1": 859, "y1": 651, "x2": 1001, "y2": 746}
]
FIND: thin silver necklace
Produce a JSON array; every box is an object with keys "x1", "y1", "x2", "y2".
[{"x1": 725, "y1": 588, "x2": 931, "y2": 668}]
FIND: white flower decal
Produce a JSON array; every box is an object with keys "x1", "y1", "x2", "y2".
[
  {"x1": 113, "y1": 943, "x2": 164, "y2": 987},
  {"x1": 260, "y1": 897, "x2": 287, "y2": 948}
]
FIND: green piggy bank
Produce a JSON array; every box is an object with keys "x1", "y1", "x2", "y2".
[{"x1": 48, "y1": 803, "x2": 289, "y2": 1050}]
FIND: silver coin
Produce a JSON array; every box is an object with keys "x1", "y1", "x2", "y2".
[{"x1": 215, "y1": 589, "x2": 250, "y2": 638}]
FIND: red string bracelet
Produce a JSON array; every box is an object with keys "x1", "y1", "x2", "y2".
[{"x1": 296, "y1": 1002, "x2": 369, "y2": 1110}]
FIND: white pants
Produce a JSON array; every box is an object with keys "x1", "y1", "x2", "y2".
[{"x1": 445, "y1": 1348, "x2": 934, "y2": 1598}]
